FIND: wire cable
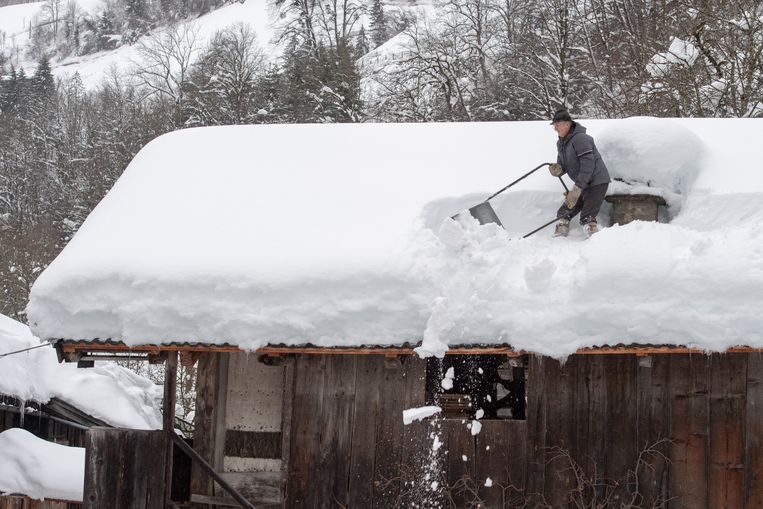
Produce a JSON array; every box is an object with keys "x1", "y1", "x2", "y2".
[{"x1": 0, "y1": 342, "x2": 52, "y2": 359}]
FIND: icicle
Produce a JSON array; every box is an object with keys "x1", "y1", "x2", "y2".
[{"x1": 18, "y1": 398, "x2": 25, "y2": 427}]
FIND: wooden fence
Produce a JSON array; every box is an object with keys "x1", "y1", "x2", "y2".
[
  {"x1": 82, "y1": 428, "x2": 167, "y2": 509},
  {"x1": 285, "y1": 352, "x2": 763, "y2": 508},
  {"x1": 0, "y1": 497, "x2": 79, "y2": 509}
]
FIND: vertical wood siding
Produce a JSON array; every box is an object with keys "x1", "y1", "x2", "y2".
[{"x1": 285, "y1": 352, "x2": 763, "y2": 508}]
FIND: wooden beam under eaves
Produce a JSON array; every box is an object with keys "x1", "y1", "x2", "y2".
[{"x1": 54, "y1": 339, "x2": 763, "y2": 360}]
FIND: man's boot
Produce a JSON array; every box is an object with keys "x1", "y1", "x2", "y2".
[
  {"x1": 554, "y1": 219, "x2": 570, "y2": 237},
  {"x1": 584, "y1": 221, "x2": 599, "y2": 237}
]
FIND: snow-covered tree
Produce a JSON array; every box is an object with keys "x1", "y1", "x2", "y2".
[{"x1": 186, "y1": 23, "x2": 266, "y2": 126}]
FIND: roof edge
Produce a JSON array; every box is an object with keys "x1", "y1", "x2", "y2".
[{"x1": 54, "y1": 339, "x2": 763, "y2": 361}]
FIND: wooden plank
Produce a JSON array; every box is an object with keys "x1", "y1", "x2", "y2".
[
  {"x1": 398, "y1": 356, "x2": 442, "y2": 508},
  {"x1": 398, "y1": 419, "x2": 445, "y2": 507},
  {"x1": 669, "y1": 354, "x2": 709, "y2": 509},
  {"x1": 146, "y1": 430, "x2": 170, "y2": 507},
  {"x1": 636, "y1": 353, "x2": 671, "y2": 507},
  {"x1": 524, "y1": 354, "x2": 547, "y2": 506},
  {"x1": 285, "y1": 355, "x2": 325, "y2": 509},
  {"x1": 279, "y1": 356, "x2": 295, "y2": 501},
  {"x1": 584, "y1": 355, "x2": 608, "y2": 503},
  {"x1": 443, "y1": 419, "x2": 476, "y2": 507},
  {"x1": 214, "y1": 353, "x2": 230, "y2": 471},
  {"x1": 0, "y1": 496, "x2": 76, "y2": 509},
  {"x1": 542, "y1": 356, "x2": 575, "y2": 507},
  {"x1": 216, "y1": 472, "x2": 282, "y2": 506},
  {"x1": 475, "y1": 420, "x2": 509, "y2": 507},
  {"x1": 347, "y1": 356, "x2": 382, "y2": 507},
  {"x1": 371, "y1": 356, "x2": 408, "y2": 508},
  {"x1": 189, "y1": 494, "x2": 239, "y2": 507},
  {"x1": 224, "y1": 430, "x2": 281, "y2": 459},
  {"x1": 708, "y1": 353, "x2": 746, "y2": 509},
  {"x1": 475, "y1": 419, "x2": 526, "y2": 507},
  {"x1": 505, "y1": 420, "x2": 527, "y2": 502},
  {"x1": 163, "y1": 352, "x2": 178, "y2": 505},
  {"x1": 745, "y1": 352, "x2": 763, "y2": 508},
  {"x1": 191, "y1": 352, "x2": 220, "y2": 498},
  {"x1": 605, "y1": 355, "x2": 638, "y2": 505},
  {"x1": 314, "y1": 355, "x2": 357, "y2": 507},
  {"x1": 83, "y1": 428, "x2": 167, "y2": 509}
]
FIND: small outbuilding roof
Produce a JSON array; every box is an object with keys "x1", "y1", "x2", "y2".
[{"x1": 26, "y1": 118, "x2": 763, "y2": 358}]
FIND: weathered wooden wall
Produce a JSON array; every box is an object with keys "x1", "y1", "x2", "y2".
[
  {"x1": 0, "y1": 399, "x2": 87, "y2": 447},
  {"x1": 190, "y1": 352, "x2": 285, "y2": 507},
  {"x1": 284, "y1": 352, "x2": 763, "y2": 508},
  {"x1": 82, "y1": 428, "x2": 167, "y2": 509}
]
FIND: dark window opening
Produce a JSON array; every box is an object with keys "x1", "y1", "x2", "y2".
[{"x1": 425, "y1": 355, "x2": 527, "y2": 420}]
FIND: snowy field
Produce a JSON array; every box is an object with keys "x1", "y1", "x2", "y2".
[
  {"x1": 0, "y1": 313, "x2": 162, "y2": 429},
  {"x1": 26, "y1": 117, "x2": 763, "y2": 358}
]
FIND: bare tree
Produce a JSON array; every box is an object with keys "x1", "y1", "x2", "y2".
[
  {"x1": 133, "y1": 22, "x2": 201, "y2": 126},
  {"x1": 186, "y1": 23, "x2": 267, "y2": 126}
]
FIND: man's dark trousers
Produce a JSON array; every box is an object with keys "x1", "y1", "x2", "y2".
[{"x1": 557, "y1": 183, "x2": 609, "y2": 224}]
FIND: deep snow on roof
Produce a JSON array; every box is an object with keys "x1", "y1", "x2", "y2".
[
  {"x1": 0, "y1": 314, "x2": 162, "y2": 429},
  {"x1": 26, "y1": 118, "x2": 763, "y2": 358}
]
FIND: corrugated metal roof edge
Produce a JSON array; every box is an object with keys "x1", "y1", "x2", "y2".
[{"x1": 53, "y1": 339, "x2": 763, "y2": 357}]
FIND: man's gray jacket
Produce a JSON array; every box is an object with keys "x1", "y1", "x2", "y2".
[{"x1": 556, "y1": 123, "x2": 610, "y2": 189}]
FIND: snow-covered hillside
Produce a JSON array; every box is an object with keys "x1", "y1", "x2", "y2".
[
  {"x1": 0, "y1": 0, "x2": 426, "y2": 88},
  {"x1": 0, "y1": 0, "x2": 279, "y2": 87},
  {"x1": 25, "y1": 117, "x2": 763, "y2": 358}
]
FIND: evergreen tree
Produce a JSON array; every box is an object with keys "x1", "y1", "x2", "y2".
[
  {"x1": 32, "y1": 57, "x2": 56, "y2": 101},
  {"x1": 124, "y1": 0, "x2": 150, "y2": 42},
  {"x1": 369, "y1": 0, "x2": 388, "y2": 48},
  {"x1": 355, "y1": 24, "x2": 370, "y2": 58}
]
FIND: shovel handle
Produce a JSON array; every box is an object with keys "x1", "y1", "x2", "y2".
[
  {"x1": 486, "y1": 162, "x2": 551, "y2": 201},
  {"x1": 522, "y1": 217, "x2": 559, "y2": 238}
]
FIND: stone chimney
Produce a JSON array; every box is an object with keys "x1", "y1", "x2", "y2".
[{"x1": 605, "y1": 194, "x2": 666, "y2": 225}]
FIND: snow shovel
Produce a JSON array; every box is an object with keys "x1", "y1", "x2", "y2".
[{"x1": 452, "y1": 162, "x2": 569, "y2": 237}]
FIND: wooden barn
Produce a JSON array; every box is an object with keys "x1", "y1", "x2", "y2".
[
  {"x1": 26, "y1": 120, "x2": 763, "y2": 508},
  {"x1": 54, "y1": 341, "x2": 763, "y2": 508}
]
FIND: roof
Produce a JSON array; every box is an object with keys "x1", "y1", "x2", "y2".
[
  {"x1": 26, "y1": 118, "x2": 763, "y2": 359},
  {"x1": 0, "y1": 314, "x2": 162, "y2": 429}
]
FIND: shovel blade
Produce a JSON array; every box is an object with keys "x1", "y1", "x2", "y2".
[{"x1": 467, "y1": 201, "x2": 504, "y2": 227}]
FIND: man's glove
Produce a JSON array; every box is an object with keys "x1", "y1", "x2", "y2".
[
  {"x1": 549, "y1": 163, "x2": 563, "y2": 177},
  {"x1": 564, "y1": 185, "x2": 582, "y2": 209}
]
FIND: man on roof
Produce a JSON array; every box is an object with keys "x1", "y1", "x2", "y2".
[{"x1": 548, "y1": 108, "x2": 611, "y2": 237}]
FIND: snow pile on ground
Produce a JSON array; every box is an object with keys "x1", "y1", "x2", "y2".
[
  {"x1": 26, "y1": 117, "x2": 763, "y2": 358},
  {"x1": 0, "y1": 428, "x2": 84, "y2": 501},
  {"x1": 0, "y1": 314, "x2": 162, "y2": 429}
]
